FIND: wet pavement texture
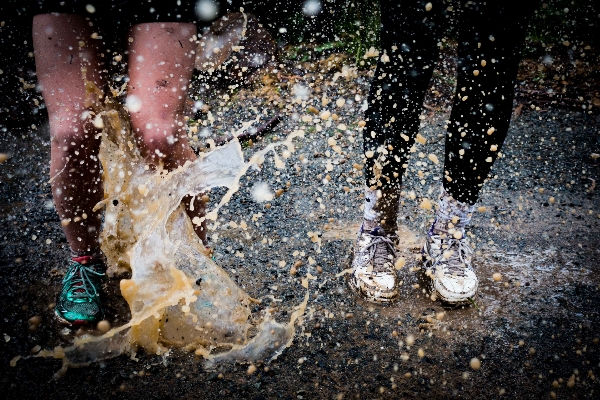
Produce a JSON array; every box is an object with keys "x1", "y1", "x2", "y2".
[{"x1": 1, "y1": 57, "x2": 600, "y2": 399}]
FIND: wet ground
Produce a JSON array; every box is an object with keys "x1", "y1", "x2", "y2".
[{"x1": 1, "y1": 51, "x2": 600, "y2": 399}]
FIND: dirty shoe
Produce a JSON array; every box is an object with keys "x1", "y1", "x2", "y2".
[
  {"x1": 348, "y1": 225, "x2": 399, "y2": 303},
  {"x1": 420, "y1": 188, "x2": 478, "y2": 304},
  {"x1": 55, "y1": 255, "x2": 106, "y2": 327},
  {"x1": 421, "y1": 231, "x2": 477, "y2": 304}
]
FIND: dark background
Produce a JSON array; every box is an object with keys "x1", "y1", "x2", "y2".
[{"x1": 1, "y1": 0, "x2": 598, "y2": 130}]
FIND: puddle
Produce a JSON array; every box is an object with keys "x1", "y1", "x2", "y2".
[
  {"x1": 30, "y1": 75, "x2": 309, "y2": 376},
  {"x1": 322, "y1": 222, "x2": 420, "y2": 249}
]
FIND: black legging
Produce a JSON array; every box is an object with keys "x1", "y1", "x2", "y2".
[{"x1": 364, "y1": 0, "x2": 538, "y2": 204}]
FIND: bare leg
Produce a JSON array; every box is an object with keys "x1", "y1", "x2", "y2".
[
  {"x1": 127, "y1": 22, "x2": 206, "y2": 244},
  {"x1": 33, "y1": 14, "x2": 104, "y2": 253}
]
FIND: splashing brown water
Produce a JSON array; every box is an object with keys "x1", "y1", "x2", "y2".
[{"x1": 34, "y1": 73, "x2": 308, "y2": 376}]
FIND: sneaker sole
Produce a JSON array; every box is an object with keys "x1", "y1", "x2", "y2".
[{"x1": 54, "y1": 309, "x2": 96, "y2": 328}]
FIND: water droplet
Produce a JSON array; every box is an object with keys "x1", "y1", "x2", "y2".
[
  {"x1": 303, "y1": 0, "x2": 322, "y2": 16},
  {"x1": 195, "y1": 0, "x2": 219, "y2": 21}
]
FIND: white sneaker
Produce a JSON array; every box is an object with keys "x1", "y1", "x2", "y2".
[
  {"x1": 348, "y1": 225, "x2": 399, "y2": 303},
  {"x1": 421, "y1": 229, "x2": 478, "y2": 304}
]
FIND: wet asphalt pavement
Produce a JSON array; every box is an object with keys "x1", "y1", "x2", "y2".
[{"x1": 1, "y1": 61, "x2": 600, "y2": 399}]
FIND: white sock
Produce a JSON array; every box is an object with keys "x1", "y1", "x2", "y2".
[
  {"x1": 363, "y1": 188, "x2": 380, "y2": 221},
  {"x1": 432, "y1": 187, "x2": 475, "y2": 235},
  {"x1": 363, "y1": 187, "x2": 399, "y2": 233}
]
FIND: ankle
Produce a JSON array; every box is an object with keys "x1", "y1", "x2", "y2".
[
  {"x1": 432, "y1": 187, "x2": 475, "y2": 235},
  {"x1": 363, "y1": 187, "x2": 399, "y2": 233},
  {"x1": 362, "y1": 218, "x2": 397, "y2": 236},
  {"x1": 70, "y1": 247, "x2": 101, "y2": 258},
  {"x1": 70, "y1": 248, "x2": 103, "y2": 268},
  {"x1": 362, "y1": 218, "x2": 379, "y2": 231}
]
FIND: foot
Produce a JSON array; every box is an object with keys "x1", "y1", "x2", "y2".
[
  {"x1": 55, "y1": 255, "x2": 106, "y2": 327},
  {"x1": 348, "y1": 225, "x2": 399, "y2": 303},
  {"x1": 421, "y1": 228, "x2": 478, "y2": 305}
]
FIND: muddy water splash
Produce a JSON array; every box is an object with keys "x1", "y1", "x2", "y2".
[{"x1": 40, "y1": 78, "x2": 308, "y2": 376}]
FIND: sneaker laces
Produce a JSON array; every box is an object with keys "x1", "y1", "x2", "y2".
[
  {"x1": 63, "y1": 259, "x2": 105, "y2": 300},
  {"x1": 431, "y1": 235, "x2": 472, "y2": 277},
  {"x1": 363, "y1": 229, "x2": 397, "y2": 273}
]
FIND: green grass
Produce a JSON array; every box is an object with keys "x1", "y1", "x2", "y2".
[{"x1": 278, "y1": 1, "x2": 380, "y2": 69}]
